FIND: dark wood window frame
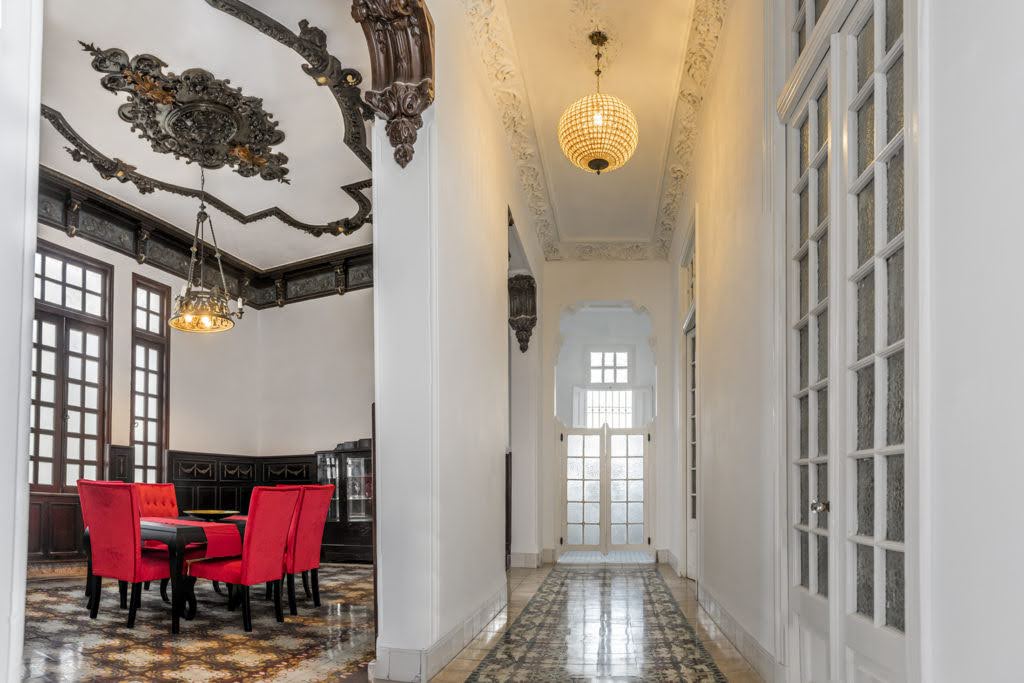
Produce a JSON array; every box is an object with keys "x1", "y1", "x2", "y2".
[
  {"x1": 30, "y1": 240, "x2": 114, "y2": 493},
  {"x1": 130, "y1": 273, "x2": 171, "y2": 483}
]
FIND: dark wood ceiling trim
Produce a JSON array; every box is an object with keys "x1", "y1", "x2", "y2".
[
  {"x1": 203, "y1": 0, "x2": 374, "y2": 170},
  {"x1": 350, "y1": 0, "x2": 436, "y2": 168},
  {"x1": 41, "y1": 105, "x2": 372, "y2": 237},
  {"x1": 37, "y1": 167, "x2": 373, "y2": 310}
]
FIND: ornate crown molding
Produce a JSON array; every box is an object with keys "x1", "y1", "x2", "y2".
[
  {"x1": 81, "y1": 41, "x2": 291, "y2": 183},
  {"x1": 463, "y1": 0, "x2": 561, "y2": 259},
  {"x1": 652, "y1": 0, "x2": 727, "y2": 258},
  {"x1": 351, "y1": 0, "x2": 436, "y2": 168},
  {"x1": 203, "y1": 0, "x2": 373, "y2": 169},
  {"x1": 37, "y1": 167, "x2": 374, "y2": 310},
  {"x1": 42, "y1": 105, "x2": 371, "y2": 237}
]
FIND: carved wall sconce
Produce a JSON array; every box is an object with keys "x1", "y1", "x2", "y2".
[{"x1": 508, "y1": 274, "x2": 537, "y2": 353}]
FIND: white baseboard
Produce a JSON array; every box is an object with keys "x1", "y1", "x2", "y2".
[
  {"x1": 656, "y1": 548, "x2": 682, "y2": 576},
  {"x1": 372, "y1": 581, "x2": 507, "y2": 682},
  {"x1": 697, "y1": 584, "x2": 781, "y2": 683},
  {"x1": 540, "y1": 547, "x2": 555, "y2": 564},
  {"x1": 510, "y1": 552, "x2": 540, "y2": 568}
]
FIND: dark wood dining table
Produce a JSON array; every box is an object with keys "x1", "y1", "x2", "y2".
[{"x1": 85, "y1": 515, "x2": 247, "y2": 634}]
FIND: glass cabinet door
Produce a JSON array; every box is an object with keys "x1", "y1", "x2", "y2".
[{"x1": 345, "y1": 454, "x2": 372, "y2": 522}]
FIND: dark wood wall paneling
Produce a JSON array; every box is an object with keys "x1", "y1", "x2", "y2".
[{"x1": 167, "y1": 451, "x2": 317, "y2": 514}]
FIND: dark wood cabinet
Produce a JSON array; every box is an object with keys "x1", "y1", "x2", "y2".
[
  {"x1": 317, "y1": 440, "x2": 373, "y2": 563},
  {"x1": 167, "y1": 451, "x2": 316, "y2": 514}
]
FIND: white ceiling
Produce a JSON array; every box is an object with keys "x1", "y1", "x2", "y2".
[
  {"x1": 40, "y1": 0, "x2": 372, "y2": 269},
  {"x1": 505, "y1": 0, "x2": 693, "y2": 247}
]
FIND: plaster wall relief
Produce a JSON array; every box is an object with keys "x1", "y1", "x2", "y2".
[{"x1": 653, "y1": 0, "x2": 727, "y2": 258}]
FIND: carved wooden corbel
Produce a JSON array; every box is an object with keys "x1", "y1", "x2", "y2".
[
  {"x1": 334, "y1": 262, "x2": 348, "y2": 295},
  {"x1": 274, "y1": 277, "x2": 286, "y2": 307},
  {"x1": 65, "y1": 196, "x2": 82, "y2": 237},
  {"x1": 351, "y1": 0, "x2": 436, "y2": 168},
  {"x1": 135, "y1": 227, "x2": 150, "y2": 264}
]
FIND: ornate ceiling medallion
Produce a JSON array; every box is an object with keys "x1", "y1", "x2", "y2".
[{"x1": 81, "y1": 41, "x2": 290, "y2": 183}]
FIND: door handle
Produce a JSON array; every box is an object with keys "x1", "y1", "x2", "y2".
[{"x1": 810, "y1": 499, "x2": 830, "y2": 514}]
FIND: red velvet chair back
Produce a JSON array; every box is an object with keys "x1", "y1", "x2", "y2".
[
  {"x1": 285, "y1": 484, "x2": 335, "y2": 574},
  {"x1": 78, "y1": 480, "x2": 142, "y2": 583},
  {"x1": 134, "y1": 482, "x2": 179, "y2": 518},
  {"x1": 240, "y1": 486, "x2": 300, "y2": 585}
]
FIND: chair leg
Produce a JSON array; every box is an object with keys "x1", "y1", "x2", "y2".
[
  {"x1": 84, "y1": 558, "x2": 93, "y2": 598},
  {"x1": 126, "y1": 582, "x2": 142, "y2": 628},
  {"x1": 286, "y1": 573, "x2": 297, "y2": 615},
  {"x1": 227, "y1": 584, "x2": 236, "y2": 611},
  {"x1": 212, "y1": 580, "x2": 223, "y2": 596},
  {"x1": 89, "y1": 576, "x2": 102, "y2": 619},
  {"x1": 311, "y1": 568, "x2": 321, "y2": 607},
  {"x1": 241, "y1": 586, "x2": 253, "y2": 632},
  {"x1": 301, "y1": 571, "x2": 311, "y2": 598},
  {"x1": 273, "y1": 579, "x2": 284, "y2": 623},
  {"x1": 185, "y1": 577, "x2": 198, "y2": 620},
  {"x1": 119, "y1": 580, "x2": 128, "y2": 609},
  {"x1": 160, "y1": 578, "x2": 170, "y2": 604},
  {"x1": 144, "y1": 581, "x2": 151, "y2": 590},
  {"x1": 264, "y1": 581, "x2": 273, "y2": 601}
]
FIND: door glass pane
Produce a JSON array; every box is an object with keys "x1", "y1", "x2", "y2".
[{"x1": 856, "y1": 544, "x2": 874, "y2": 617}]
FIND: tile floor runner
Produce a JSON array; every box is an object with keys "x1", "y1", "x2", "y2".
[
  {"x1": 22, "y1": 564, "x2": 375, "y2": 683},
  {"x1": 466, "y1": 566, "x2": 728, "y2": 682},
  {"x1": 556, "y1": 551, "x2": 655, "y2": 565}
]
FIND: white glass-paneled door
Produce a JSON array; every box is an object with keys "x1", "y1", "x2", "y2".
[
  {"x1": 785, "y1": 0, "x2": 913, "y2": 681},
  {"x1": 562, "y1": 426, "x2": 649, "y2": 554}
]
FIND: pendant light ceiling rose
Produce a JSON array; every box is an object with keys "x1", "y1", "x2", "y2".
[{"x1": 557, "y1": 29, "x2": 638, "y2": 176}]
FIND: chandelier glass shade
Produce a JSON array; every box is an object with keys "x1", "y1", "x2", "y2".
[
  {"x1": 169, "y1": 170, "x2": 243, "y2": 334},
  {"x1": 558, "y1": 30, "x2": 638, "y2": 175}
]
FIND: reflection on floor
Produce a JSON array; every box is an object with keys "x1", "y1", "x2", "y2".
[
  {"x1": 22, "y1": 564, "x2": 375, "y2": 682},
  {"x1": 431, "y1": 564, "x2": 763, "y2": 682},
  {"x1": 557, "y1": 550, "x2": 655, "y2": 564}
]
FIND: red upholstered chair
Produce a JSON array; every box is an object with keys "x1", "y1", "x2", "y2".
[
  {"x1": 186, "y1": 486, "x2": 300, "y2": 631},
  {"x1": 78, "y1": 480, "x2": 171, "y2": 628},
  {"x1": 134, "y1": 482, "x2": 204, "y2": 603},
  {"x1": 283, "y1": 484, "x2": 335, "y2": 614}
]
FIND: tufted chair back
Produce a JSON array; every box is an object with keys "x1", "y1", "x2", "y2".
[
  {"x1": 134, "y1": 482, "x2": 179, "y2": 518},
  {"x1": 78, "y1": 480, "x2": 143, "y2": 583}
]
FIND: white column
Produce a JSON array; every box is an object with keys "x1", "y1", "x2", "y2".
[
  {"x1": 0, "y1": 0, "x2": 43, "y2": 676},
  {"x1": 509, "y1": 311, "x2": 542, "y2": 566}
]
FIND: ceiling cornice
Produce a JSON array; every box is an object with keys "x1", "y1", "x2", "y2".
[
  {"x1": 37, "y1": 167, "x2": 373, "y2": 309},
  {"x1": 464, "y1": 0, "x2": 728, "y2": 262},
  {"x1": 652, "y1": 0, "x2": 727, "y2": 258}
]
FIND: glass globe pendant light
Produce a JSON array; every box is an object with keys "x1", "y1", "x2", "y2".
[
  {"x1": 557, "y1": 30, "x2": 639, "y2": 175},
  {"x1": 168, "y1": 169, "x2": 244, "y2": 333}
]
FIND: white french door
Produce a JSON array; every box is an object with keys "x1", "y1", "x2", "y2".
[
  {"x1": 786, "y1": 0, "x2": 913, "y2": 681},
  {"x1": 562, "y1": 426, "x2": 649, "y2": 554},
  {"x1": 684, "y1": 325, "x2": 698, "y2": 579}
]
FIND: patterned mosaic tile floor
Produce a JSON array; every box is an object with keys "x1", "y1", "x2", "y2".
[
  {"x1": 430, "y1": 564, "x2": 763, "y2": 683},
  {"x1": 22, "y1": 564, "x2": 375, "y2": 683}
]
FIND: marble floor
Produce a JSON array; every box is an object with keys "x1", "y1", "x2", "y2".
[
  {"x1": 22, "y1": 564, "x2": 375, "y2": 682},
  {"x1": 430, "y1": 563, "x2": 763, "y2": 682}
]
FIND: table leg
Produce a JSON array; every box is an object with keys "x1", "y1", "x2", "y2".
[{"x1": 169, "y1": 539, "x2": 184, "y2": 634}]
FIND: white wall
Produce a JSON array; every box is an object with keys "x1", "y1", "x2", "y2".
[
  {"x1": 555, "y1": 306, "x2": 656, "y2": 427},
  {"x1": 672, "y1": 0, "x2": 779, "y2": 660},
  {"x1": 920, "y1": 1, "x2": 1024, "y2": 679},
  {"x1": 540, "y1": 260, "x2": 673, "y2": 556},
  {"x1": 35, "y1": 223, "x2": 373, "y2": 459},
  {"x1": 256, "y1": 290, "x2": 374, "y2": 454},
  {"x1": 0, "y1": 0, "x2": 43, "y2": 675}
]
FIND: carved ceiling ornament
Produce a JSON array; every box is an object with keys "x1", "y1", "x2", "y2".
[
  {"x1": 351, "y1": 0, "x2": 436, "y2": 168},
  {"x1": 42, "y1": 105, "x2": 371, "y2": 237},
  {"x1": 81, "y1": 42, "x2": 291, "y2": 184}
]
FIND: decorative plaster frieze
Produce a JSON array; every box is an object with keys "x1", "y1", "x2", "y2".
[
  {"x1": 652, "y1": 0, "x2": 727, "y2": 259},
  {"x1": 463, "y1": 0, "x2": 563, "y2": 259}
]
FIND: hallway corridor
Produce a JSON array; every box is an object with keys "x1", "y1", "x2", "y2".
[{"x1": 431, "y1": 565, "x2": 761, "y2": 682}]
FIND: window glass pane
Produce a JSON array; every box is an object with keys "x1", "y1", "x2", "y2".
[
  {"x1": 65, "y1": 288, "x2": 82, "y2": 311},
  {"x1": 816, "y1": 87, "x2": 829, "y2": 150},
  {"x1": 611, "y1": 524, "x2": 626, "y2": 545},
  {"x1": 799, "y1": 465, "x2": 809, "y2": 525},
  {"x1": 799, "y1": 396, "x2": 809, "y2": 458},
  {"x1": 817, "y1": 389, "x2": 828, "y2": 456},
  {"x1": 45, "y1": 255, "x2": 62, "y2": 279},
  {"x1": 857, "y1": 272, "x2": 875, "y2": 360},
  {"x1": 86, "y1": 334, "x2": 99, "y2": 358},
  {"x1": 817, "y1": 311, "x2": 828, "y2": 381},
  {"x1": 887, "y1": 54, "x2": 904, "y2": 141},
  {"x1": 885, "y1": 0, "x2": 903, "y2": 50},
  {"x1": 44, "y1": 280, "x2": 61, "y2": 305},
  {"x1": 816, "y1": 463, "x2": 828, "y2": 529},
  {"x1": 136, "y1": 287, "x2": 147, "y2": 307},
  {"x1": 604, "y1": 352, "x2": 615, "y2": 366},
  {"x1": 816, "y1": 534, "x2": 829, "y2": 597},
  {"x1": 615, "y1": 369, "x2": 628, "y2": 383},
  {"x1": 817, "y1": 233, "x2": 829, "y2": 302},
  {"x1": 857, "y1": 458, "x2": 875, "y2": 535},
  {"x1": 857, "y1": 184, "x2": 875, "y2": 265},
  {"x1": 799, "y1": 531, "x2": 809, "y2": 588},
  {"x1": 567, "y1": 524, "x2": 582, "y2": 545},
  {"x1": 85, "y1": 270, "x2": 102, "y2": 293},
  {"x1": 800, "y1": 117, "x2": 810, "y2": 175},
  {"x1": 627, "y1": 524, "x2": 644, "y2": 545},
  {"x1": 857, "y1": 96, "x2": 875, "y2": 174},
  {"x1": 885, "y1": 550, "x2": 905, "y2": 631},
  {"x1": 590, "y1": 352, "x2": 602, "y2": 367},
  {"x1": 816, "y1": 162, "x2": 829, "y2": 225},
  {"x1": 799, "y1": 325, "x2": 809, "y2": 388},
  {"x1": 857, "y1": 15, "x2": 874, "y2": 89},
  {"x1": 799, "y1": 187, "x2": 809, "y2": 243},
  {"x1": 37, "y1": 461, "x2": 52, "y2": 486},
  {"x1": 857, "y1": 366, "x2": 875, "y2": 450},
  {"x1": 149, "y1": 293, "x2": 161, "y2": 313},
  {"x1": 583, "y1": 524, "x2": 600, "y2": 546},
  {"x1": 887, "y1": 351, "x2": 905, "y2": 445},
  {"x1": 886, "y1": 454, "x2": 905, "y2": 542},
  {"x1": 615, "y1": 352, "x2": 627, "y2": 367},
  {"x1": 887, "y1": 149, "x2": 905, "y2": 241},
  {"x1": 856, "y1": 544, "x2": 874, "y2": 617},
  {"x1": 590, "y1": 369, "x2": 602, "y2": 383},
  {"x1": 799, "y1": 254, "x2": 809, "y2": 317},
  {"x1": 85, "y1": 293, "x2": 102, "y2": 317},
  {"x1": 136, "y1": 309, "x2": 147, "y2": 330},
  {"x1": 604, "y1": 369, "x2": 615, "y2": 383}
]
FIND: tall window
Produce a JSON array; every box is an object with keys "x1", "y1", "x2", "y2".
[
  {"x1": 29, "y1": 244, "x2": 110, "y2": 490},
  {"x1": 131, "y1": 275, "x2": 170, "y2": 483}
]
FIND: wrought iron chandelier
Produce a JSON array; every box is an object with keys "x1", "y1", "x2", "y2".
[
  {"x1": 557, "y1": 30, "x2": 639, "y2": 175},
  {"x1": 168, "y1": 170, "x2": 243, "y2": 333}
]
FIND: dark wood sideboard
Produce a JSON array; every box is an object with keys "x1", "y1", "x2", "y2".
[
  {"x1": 316, "y1": 440, "x2": 374, "y2": 564},
  {"x1": 167, "y1": 451, "x2": 317, "y2": 514}
]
